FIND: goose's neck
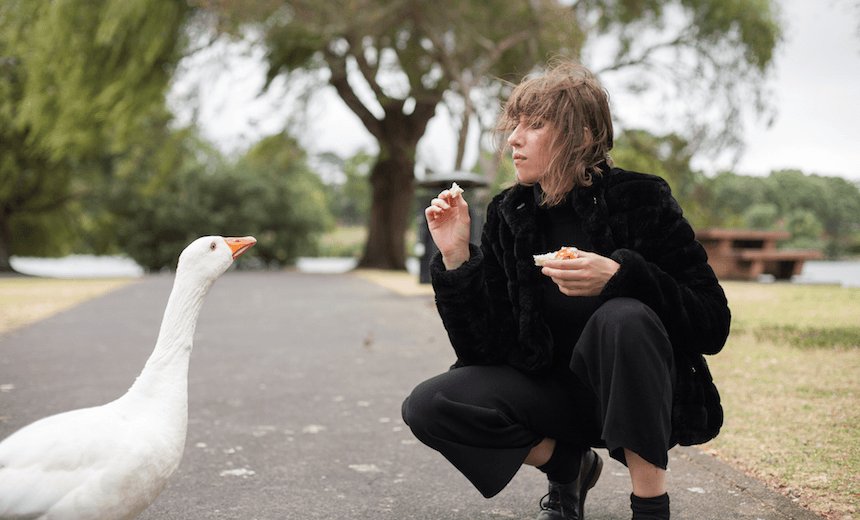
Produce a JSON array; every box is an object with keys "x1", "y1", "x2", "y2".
[{"x1": 129, "y1": 273, "x2": 213, "y2": 397}]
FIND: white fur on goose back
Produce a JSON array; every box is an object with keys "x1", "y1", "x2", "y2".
[{"x1": 0, "y1": 235, "x2": 255, "y2": 520}]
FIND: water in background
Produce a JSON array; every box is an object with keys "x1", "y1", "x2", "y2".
[
  {"x1": 793, "y1": 260, "x2": 860, "y2": 287},
  {"x1": 10, "y1": 256, "x2": 422, "y2": 278},
  {"x1": 9, "y1": 255, "x2": 145, "y2": 278},
  {"x1": 8, "y1": 255, "x2": 859, "y2": 287}
]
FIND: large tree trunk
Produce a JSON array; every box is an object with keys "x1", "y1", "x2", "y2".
[
  {"x1": 358, "y1": 151, "x2": 415, "y2": 270},
  {"x1": 351, "y1": 91, "x2": 437, "y2": 270},
  {"x1": 325, "y1": 51, "x2": 438, "y2": 270},
  {"x1": 0, "y1": 230, "x2": 15, "y2": 273}
]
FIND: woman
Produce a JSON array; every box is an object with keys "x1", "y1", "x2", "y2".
[{"x1": 401, "y1": 59, "x2": 730, "y2": 520}]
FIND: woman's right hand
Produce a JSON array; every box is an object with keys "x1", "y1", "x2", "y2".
[{"x1": 425, "y1": 188, "x2": 471, "y2": 270}]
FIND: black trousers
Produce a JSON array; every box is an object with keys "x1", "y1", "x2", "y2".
[{"x1": 402, "y1": 298, "x2": 675, "y2": 498}]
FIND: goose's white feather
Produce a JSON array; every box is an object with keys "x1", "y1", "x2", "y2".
[{"x1": 0, "y1": 235, "x2": 254, "y2": 520}]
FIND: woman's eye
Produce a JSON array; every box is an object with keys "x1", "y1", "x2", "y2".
[{"x1": 531, "y1": 120, "x2": 544, "y2": 129}]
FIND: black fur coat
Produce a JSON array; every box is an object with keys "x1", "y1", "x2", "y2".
[{"x1": 430, "y1": 165, "x2": 731, "y2": 446}]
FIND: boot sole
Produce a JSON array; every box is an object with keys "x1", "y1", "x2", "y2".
[{"x1": 579, "y1": 450, "x2": 604, "y2": 516}]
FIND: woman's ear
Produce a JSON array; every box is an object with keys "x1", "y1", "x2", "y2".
[{"x1": 583, "y1": 127, "x2": 594, "y2": 141}]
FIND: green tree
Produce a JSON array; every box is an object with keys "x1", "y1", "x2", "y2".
[
  {"x1": 197, "y1": 0, "x2": 781, "y2": 270},
  {"x1": 7, "y1": 0, "x2": 189, "y2": 160},
  {"x1": 90, "y1": 113, "x2": 218, "y2": 269},
  {"x1": 703, "y1": 171, "x2": 769, "y2": 226},
  {"x1": 327, "y1": 150, "x2": 374, "y2": 225},
  {"x1": 764, "y1": 170, "x2": 860, "y2": 256},
  {"x1": 741, "y1": 203, "x2": 779, "y2": 230},
  {"x1": 235, "y1": 132, "x2": 334, "y2": 264},
  {"x1": 816, "y1": 175, "x2": 860, "y2": 256},
  {"x1": 702, "y1": 169, "x2": 860, "y2": 258},
  {"x1": 763, "y1": 170, "x2": 824, "y2": 217},
  {"x1": 109, "y1": 131, "x2": 333, "y2": 270},
  {"x1": 784, "y1": 209, "x2": 824, "y2": 249},
  {"x1": 0, "y1": 0, "x2": 190, "y2": 271},
  {"x1": 0, "y1": 55, "x2": 76, "y2": 269},
  {"x1": 611, "y1": 129, "x2": 710, "y2": 227}
]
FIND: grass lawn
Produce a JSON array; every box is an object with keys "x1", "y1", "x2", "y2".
[
  {"x1": 705, "y1": 281, "x2": 860, "y2": 520},
  {"x1": 317, "y1": 224, "x2": 419, "y2": 259},
  {"x1": 0, "y1": 275, "x2": 857, "y2": 519},
  {"x1": 0, "y1": 277, "x2": 137, "y2": 337},
  {"x1": 317, "y1": 225, "x2": 368, "y2": 257}
]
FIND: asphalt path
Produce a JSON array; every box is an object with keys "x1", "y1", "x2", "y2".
[{"x1": 0, "y1": 270, "x2": 823, "y2": 519}]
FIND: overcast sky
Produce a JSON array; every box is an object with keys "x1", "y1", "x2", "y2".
[
  {"x1": 724, "y1": 0, "x2": 860, "y2": 180},
  {"x1": 173, "y1": 0, "x2": 860, "y2": 182}
]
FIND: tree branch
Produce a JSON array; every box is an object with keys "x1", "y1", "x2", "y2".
[
  {"x1": 595, "y1": 34, "x2": 686, "y2": 74},
  {"x1": 430, "y1": 27, "x2": 531, "y2": 169},
  {"x1": 324, "y1": 53, "x2": 384, "y2": 142},
  {"x1": 11, "y1": 186, "x2": 87, "y2": 215},
  {"x1": 350, "y1": 35, "x2": 391, "y2": 105}
]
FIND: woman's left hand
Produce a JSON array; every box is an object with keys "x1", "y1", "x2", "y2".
[{"x1": 540, "y1": 251, "x2": 620, "y2": 297}]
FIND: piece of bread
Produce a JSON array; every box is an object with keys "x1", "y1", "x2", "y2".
[
  {"x1": 449, "y1": 182, "x2": 464, "y2": 197},
  {"x1": 533, "y1": 246, "x2": 579, "y2": 266}
]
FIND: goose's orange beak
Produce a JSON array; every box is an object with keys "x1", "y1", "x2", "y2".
[{"x1": 224, "y1": 236, "x2": 256, "y2": 259}]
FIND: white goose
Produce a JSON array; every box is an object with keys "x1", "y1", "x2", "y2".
[{"x1": 0, "y1": 235, "x2": 256, "y2": 520}]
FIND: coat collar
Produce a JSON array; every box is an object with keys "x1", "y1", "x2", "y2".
[{"x1": 497, "y1": 163, "x2": 615, "y2": 255}]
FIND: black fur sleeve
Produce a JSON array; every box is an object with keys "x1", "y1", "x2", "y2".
[
  {"x1": 599, "y1": 173, "x2": 731, "y2": 356},
  {"x1": 430, "y1": 198, "x2": 521, "y2": 367}
]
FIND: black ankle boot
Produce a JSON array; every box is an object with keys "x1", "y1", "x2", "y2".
[{"x1": 536, "y1": 449, "x2": 603, "y2": 520}]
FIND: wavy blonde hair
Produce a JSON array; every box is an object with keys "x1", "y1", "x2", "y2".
[{"x1": 495, "y1": 59, "x2": 614, "y2": 206}]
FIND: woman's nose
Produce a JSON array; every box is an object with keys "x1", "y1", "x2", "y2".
[{"x1": 507, "y1": 125, "x2": 521, "y2": 148}]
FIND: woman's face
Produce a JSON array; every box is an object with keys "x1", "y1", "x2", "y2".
[{"x1": 507, "y1": 116, "x2": 554, "y2": 184}]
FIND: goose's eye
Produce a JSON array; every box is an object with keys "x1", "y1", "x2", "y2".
[{"x1": 210, "y1": 242, "x2": 217, "y2": 251}]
